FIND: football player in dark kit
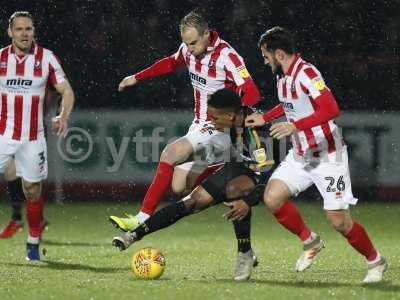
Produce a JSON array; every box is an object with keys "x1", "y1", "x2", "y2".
[{"x1": 113, "y1": 88, "x2": 274, "y2": 281}]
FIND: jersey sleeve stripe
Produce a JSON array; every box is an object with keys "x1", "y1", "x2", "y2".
[
  {"x1": 303, "y1": 67, "x2": 318, "y2": 80},
  {"x1": 228, "y1": 52, "x2": 243, "y2": 68},
  {"x1": 48, "y1": 63, "x2": 57, "y2": 85}
]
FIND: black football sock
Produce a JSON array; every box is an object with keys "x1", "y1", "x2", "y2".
[
  {"x1": 233, "y1": 209, "x2": 252, "y2": 253},
  {"x1": 134, "y1": 200, "x2": 190, "y2": 239},
  {"x1": 7, "y1": 178, "x2": 24, "y2": 222}
]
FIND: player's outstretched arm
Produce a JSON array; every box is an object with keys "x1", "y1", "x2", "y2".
[
  {"x1": 118, "y1": 50, "x2": 185, "y2": 92},
  {"x1": 53, "y1": 80, "x2": 75, "y2": 136}
]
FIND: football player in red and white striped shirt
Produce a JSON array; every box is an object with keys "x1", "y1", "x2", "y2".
[
  {"x1": 245, "y1": 26, "x2": 386, "y2": 283},
  {"x1": 0, "y1": 12, "x2": 75, "y2": 260},
  {"x1": 111, "y1": 12, "x2": 260, "y2": 228}
]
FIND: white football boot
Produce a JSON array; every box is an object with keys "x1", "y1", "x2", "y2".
[
  {"x1": 112, "y1": 231, "x2": 139, "y2": 251},
  {"x1": 363, "y1": 256, "x2": 387, "y2": 283},
  {"x1": 234, "y1": 249, "x2": 258, "y2": 281},
  {"x1": 295, "y1": 235, "x2": 325, "y2": 272}
]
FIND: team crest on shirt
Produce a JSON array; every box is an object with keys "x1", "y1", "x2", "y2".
[
  {"x1": 0, "y1": 61, "x2": 6, "y2": 68},
  {"x1": 208, "y1": 59, "x2": 216, "y2": 69},
  {"x1": 34, "y1": 60, "x2": 41, "y2": 68},
  {"x1": 312, "y1": 77, "x2": 325, "y2": 90},
  {"x1": 238, "y1": 66, "x2": 250, "y2": 78}
]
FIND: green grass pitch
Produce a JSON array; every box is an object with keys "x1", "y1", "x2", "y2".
[{"x1": 0, "y1": 201, "x2": 399, "y2": 300}]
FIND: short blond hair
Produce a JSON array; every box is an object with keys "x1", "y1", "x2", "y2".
[
  {"x1": 180, "y1": 11, "x2": 208, "y2": 35},
  {"x1": 9, "y1": 11, "x2": 34, "y2": 28}
]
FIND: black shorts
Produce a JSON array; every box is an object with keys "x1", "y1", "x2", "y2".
[{"x1": 201, "y1": 162, "x2": 258, "y2": 204}]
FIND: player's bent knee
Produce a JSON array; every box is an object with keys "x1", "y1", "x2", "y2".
[
  {"x1": 171, "y1": 178, "x2": 186, "y2": 195},
  {"x1": 171, "y1": 168, "x2": 191, "y2": 196},
  {"x1": 326, "y1": 212, "x2": 352, "y2": 234},
  {"x1": 263, "y1": 190, "x2": 281, "y2": 212},
  {"x1": 160, "y1": 138, "x2": 193, "y2": 165},
  {"x1": 22, "y1": 181, "x2": 42, "y2": 200},
  {"x1": 171, "y1": 183, "x2": 187, "y2": 196},
  {"x1": 226, "y1": 175, "x2": 254, "y2": 200},
  {"x1": 3, "y1": 161, "x2": 17, "y2": 182},
  {"x1": 263, "y1": 179, "x2": 291, "y2": 212}
]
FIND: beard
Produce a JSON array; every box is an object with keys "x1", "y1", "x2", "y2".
[{"x1": 271, "y1": 57, "x2": 284, "y2": 76}]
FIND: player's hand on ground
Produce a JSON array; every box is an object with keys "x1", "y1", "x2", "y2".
[
  {"x1": 52, "y1": 115, "x2": 68, "y2": 137},
  {"x1": 118, "y1": 75, "x2": 137, "y2": 91},
  {"x1": 223, "y1": 200, "x2": 250, "y2": 221},
  {"x1": 245, "y1": 113, "x2": 265, "y2": 127},
  {"x1": 270, "y1": 122, "x2": 297, "y2": 139}
]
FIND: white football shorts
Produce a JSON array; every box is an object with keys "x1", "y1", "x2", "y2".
[
  {"x1": 270, "y1": 146, "x2": 358, "y2": 210},
  {"x1": 0, "y1": 134, "x2": 48, "y2": 182},
  {"x1": 183, "y1": 120, "x2": 231, "y2": 166}
]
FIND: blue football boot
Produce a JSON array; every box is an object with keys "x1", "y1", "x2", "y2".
[{"x1": 26, "y1": 243, "x2": 40, "y2": 261}]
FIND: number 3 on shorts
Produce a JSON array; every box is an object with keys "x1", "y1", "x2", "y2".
[
  {"x1": 38, "y1": 151, "x2": 46, "y2": 167},
  {"x1": 324, "y1": 175, "x2": 346, "y2": 192}
]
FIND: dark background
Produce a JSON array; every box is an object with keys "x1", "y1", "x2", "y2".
[{"x1": 1, "y1": 0, "x2": 399, "y2": 112}]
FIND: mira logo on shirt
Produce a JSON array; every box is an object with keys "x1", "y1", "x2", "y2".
[
  {"x1": 189, "y1": 72, "x2": 206, "y2": 85},
  {"x1": 7, "y1": 78, "x2": 33, "y2": 87}
]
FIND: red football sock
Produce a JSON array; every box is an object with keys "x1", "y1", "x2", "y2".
[
  {"x1": 273, "y1": 200, "x2": 311, "y2": 241},
  {"x1": 344, "y1": 221, "x2": 378, "y2": 261},
  {"x1": 26, "y1": 196, "x2": 44, "y2": 238},
  {"x1": 141, "y1": 161, "x2": 174, "y2": 215},
  {"x1": 193, "y1": 164, "x2": 223, "y2": 187}
]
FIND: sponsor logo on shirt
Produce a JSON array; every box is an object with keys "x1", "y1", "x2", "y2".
[
  {"x1": 6, "y1": 78, "x2": 33, "y2": 89},
  {"x1": 189, "y1": 72, "x2": 207, "y2": 85}
]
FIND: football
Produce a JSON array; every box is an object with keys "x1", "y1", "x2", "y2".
[{"x1": 131, "y1": 247, "x2": 166, "y2": 279}]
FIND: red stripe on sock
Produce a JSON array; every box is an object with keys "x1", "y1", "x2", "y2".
[
  {"x1": 141, "y1": 161, "x2": 174, "y2": 215},
  {"x1": 273, "y1": 200, "x2": 311, "y2": 241}
]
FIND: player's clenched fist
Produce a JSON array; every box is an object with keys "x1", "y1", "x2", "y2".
[
  {"x1": 118, "y1": 75, "x2": 138, "y2": 91},
  {"x1": 245, "y1": 113, "x2": 266, "y2": 127},
  {"x1": 269, "y1": 122, "x2": 297, "y2": 139}
]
